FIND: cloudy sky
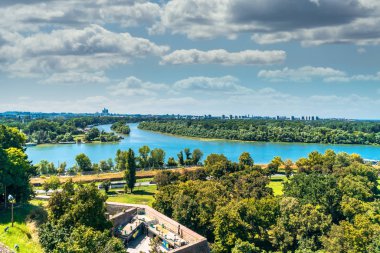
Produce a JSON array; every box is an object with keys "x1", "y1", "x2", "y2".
[{"x1": 1, "y1": 0, "x2": 380, "y2": 119}]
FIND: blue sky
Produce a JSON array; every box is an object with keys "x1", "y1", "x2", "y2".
[{"x1": 1, "y1": 0, "x2": 380, "y2": 119}]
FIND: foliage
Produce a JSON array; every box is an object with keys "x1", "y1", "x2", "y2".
[
  {"x1": 124, "y1": 148, "x2": 136, "y2": 193},
  {"x1": 138, "y1": 119, "x2": 380, "y2": 145},
  {"x1": 110, "y1": 121, "x2": 130, "y2": 134},
  {"x1": 75, "y1": 153, "x2": 92, "y2": 172},
  {"x1": 39, "y1": 182, "x2": 116, "y2": 252},
  {"x1": 1, "y1": 126, "x2": 33, "y2": 206}
]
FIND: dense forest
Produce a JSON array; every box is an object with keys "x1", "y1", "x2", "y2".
[
  {"x1": 139, "y1": 119, "x2": 380, "y2": 145},
  {"x1": 0, "y1": 117, "x2": 130, "y2": 144},
  {"x1": 153, "y1": 150, "x2": 380, "y2": 252}
]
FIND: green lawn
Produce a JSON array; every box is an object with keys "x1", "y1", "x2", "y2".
[
  {"x1": 0, "y1": 203, "x2": 44, "y2": 253},
  {"x1": 269, "y1": 176, "x2": 287, "y2": 196},
  {"x1": 269, "y1": 181, "x2": 284, "y2": 196},
  {"x1": 107, "y1": 184, "x2": 156, "y2": 206}
]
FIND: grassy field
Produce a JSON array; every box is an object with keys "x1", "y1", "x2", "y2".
[
  {"x1": 107, "y1": 184, "x2": 157, "y2": 206},
  {"x1": 0, "y1": 203, "x2": 44, "y2": 253}
]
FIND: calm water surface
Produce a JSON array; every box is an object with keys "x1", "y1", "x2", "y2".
[{"x1": 25, "y1": 123, "x2": 380, "y2": 166}]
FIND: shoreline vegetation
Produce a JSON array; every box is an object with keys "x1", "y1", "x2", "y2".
[
  {"x1": 138, "y1": 119, "x2": 380, "y2": 145},
  {"x1": 12, "y1": 117, "x2": 133, "y2": 146}
]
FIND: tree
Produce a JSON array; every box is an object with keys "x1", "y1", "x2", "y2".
[
  {"x1": 184, "y1": 148, "x2": 192, "y2": 160},
  {"x1": 115, "y1": 149, "x2": 126, "y2": 171},
  {"x1": 154, "y1": 170, "x2": 180, "y2": 189},
  {"x1": 231, "y1": 240, "x2": 260, "y2": 253},
  {"x1": 47, "y1": 183, "x2": 111, "y2": 230},
  {"x1": 266, "y1": 162, "x2": 279, "y2": 177},
  {"x1": 272, "y1": 198, "x2": 332, "y2": 252},
  {"x1": 107, "y1": 158, "x2": 114, "y2": 170},
  {"x1": 177, "y1": 151, "x2": 184, "y2": 166},
  {"x1": 284, "y1": 173, "x2": 342, "y2": 221},
  {"x1": 150, "y1": 148, "x2": 165, "y2": 168},
  {"x1": 238, "y1": 152, "x2": 254, "y2": 168},
  {"x1": 1, "y1": 147, "x2": 34, "y2": 205},
  {"x1": 42, "y1": 176, "x2": 60, "y2": 195},
  {"x1": 213, "y1": 197, "x2": 279, "y2": 252},
  {"x1": 101, "y1": 180, "x2": 111, "y2": 194},
  {"x1": 85, "y1": 127, "x2": 100, "y2": 141},
  {"x1": 167, "y1": 157, "x2": 178, "y2": 167},
  {"x1": 99, "y1": 160, "x2": 109, "y2": 172},
  {"x1": 124, "y1": 148, "x2": 136, "y2": 193},
  {"x1": 192, "y1": 149, "x2": 203, "y2": 165},
  {"x1": 57, "y1": 162, "x2": 66, "y2": 175},
  {"x1": 75, "y1": 153, "x2": 92, "y2": 172},
  {"x1": 138, "y1": 145, "x2": 151, "y2": 169},
  {"x1": 54, "y1": 225, "x2": 125, "y2": 253},
  {"x1": 204, "y1": 154, "x2": 231, "y2": 178},
  {"x1": 40, "y1": 183, "x2": 119, "y2": 253},
  {"x1": 284, "y1": 159, "x2": 293, "y2": 178}
]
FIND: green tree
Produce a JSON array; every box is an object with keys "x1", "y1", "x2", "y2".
[
  {"x1": 167, "y1": 157, "x2": 178, "y2": 167},
  {"x1": 138, "y1": 145, "x2": 151, "y2": 169},
  {"x1": 284, "y1": 159, "x2": 293, "y2": 178},
  {"x1": 124, "y1": 148, "x2": 136, "y2": 193},
  {"x1": 192, "y1": 148, "x2": 203, "y2": 165},
  {"x1": 177, "y1": 151, "x2": 184, "y2": 166},
  {"x1": 272, "y1": 198, "x2": 332, "y2": 252},
  {"x1": 150, "y1": 148, "x2": 165, "y2": 168},
  {"x1": 154, "y1": 170, "x2": 180, "y2": 189},
  {"x1": 101, "y1": 180, "x2": 111, "y2": 194},
  {"x1": 42, "y1": 176, "x2": 60, "y2": 194},
  {"x1": 75, "y1": 153, "x2": 92, "y2": 172},
  {"x1": 54, "y1": 225, "x2": 125, "y2": 253},
  {"x1": 238, "y1": 152, "x2": 254, "y2": 168},
  {"x1": 231, "y1": 240, "x2": 260, "y2": 253},
  {"x1": 99, "y1": 160, "x2": 109, "y2": 172}
]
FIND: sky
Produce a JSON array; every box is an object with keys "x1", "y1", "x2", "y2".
[{"x1": 1, "y1": 0, "x2": 380, "y2": 119}]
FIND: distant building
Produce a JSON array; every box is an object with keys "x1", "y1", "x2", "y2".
[{"x1": 101, "y1": 108, "x2": 109, "y2": 115}]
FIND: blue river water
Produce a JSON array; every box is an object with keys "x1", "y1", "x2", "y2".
[{"x1": 25, "y1": 123, "x2": 380, "y2": 166}]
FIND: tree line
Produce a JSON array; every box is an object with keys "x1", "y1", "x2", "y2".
[
  {"x1": 3, "y1": 116, "x2": 130, "y2": 144},
  {"x1": 138, "y1": 119, "x2": 380, "y2": 145},
  {"x1": 152, "y1": 150, "x2": 380, "y2": 253},
  {"x1": 35, "y1": 146, "x2": 204, "y2": 175}
]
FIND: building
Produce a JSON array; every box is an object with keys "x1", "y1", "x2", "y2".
[
  {"x1": 101, "y1": 108, "x2": 110, "y2": 115},
  {"x1": 107, "y1": 202, "x2": 209, "y2": 253}
]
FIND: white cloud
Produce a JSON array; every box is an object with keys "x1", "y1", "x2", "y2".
[
  {"x1": 258, "y1": 66, "x2": 346, "y2": 82},
  {"x1": 160, "y1": 49, "x2": 286, "y2": 65},
  {"x1": 173, "y1": 75, "x2": 248, "y2": 93},
  {"x1": 259, "y1": 66, "x2": 380, "y2": 83},
  {"x1": 108, "y1": 76, "x2": 168, "y2": 96},
  {"x1": 41, "y1": 71, "x2": 109, "y2": 84},
  {"x1": 0, "y1": 25, "x2": 169, "y2": 78}
]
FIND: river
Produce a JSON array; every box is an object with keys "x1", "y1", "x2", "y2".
[{"x1": 25, "y1": 123, "x2": 380, "y2": 166}]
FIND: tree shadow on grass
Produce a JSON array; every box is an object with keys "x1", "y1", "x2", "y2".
[{"x1": 130, "y1": 190, "x2": 154, "y2": 196}]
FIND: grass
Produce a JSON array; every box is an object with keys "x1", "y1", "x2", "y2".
[
  {"x1": 0, "y1": 203, "x2": 44, "y2": 253},
  {"x1": 107, "y1": 185, "x2": 157, "y2": 206},
  {"x1": 269, "y1": 175, "x2": 287, "y2": 196},
  {"x1": 269, "y1": 181, "x2": 284, "y2": 196}
]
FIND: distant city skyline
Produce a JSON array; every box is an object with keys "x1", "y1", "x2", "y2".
[{"x1": 1, "y1": 1, "x2": 380, "y2": 119}]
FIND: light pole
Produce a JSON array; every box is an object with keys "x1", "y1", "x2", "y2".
[{"x1": 8, "y1": 195, "x2": 15, "y2": 227}]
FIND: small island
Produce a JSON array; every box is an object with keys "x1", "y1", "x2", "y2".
[{"x1": 110, "y1": 121, "x2": 131, "y2": 134}]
